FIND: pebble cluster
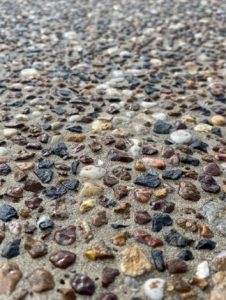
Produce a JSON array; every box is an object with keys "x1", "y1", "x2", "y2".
[{"x1": 0, "y1": 0, "x2": 226, "y2": 299}]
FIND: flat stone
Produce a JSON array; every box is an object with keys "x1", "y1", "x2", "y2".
[
  {"x1": 3, "y1": 129, "x2": 17, "y2": 138},
  {"x1": 29, "y1": 268, "x2": 54, "y2": 292},
  {"x1": 170, "y1": 130, "x2": 192, "y2": 144},
  {"x1": 134, "y1": 170, "x2": 161, "y2": 188},
  {"x1": 178, "y1": 181, "x2": 200, "y2": 201},
  {"x1": 0, "y1": 204, "x2": 18, "y2": 222},
  {"x1": 24, "y1": 237, "x2": 48, "y2": 258},
  {"x1": 167, "y1": 259, "x2": 188, "y2": 273},
  {"x1": 153, "y1": 120, "x2": 172, "y2": 134},
  {"x1": 198, "y1": 174, "x2": 220, "y2": 193},
  {"x1": 196, "y1": 261, "x2": 209, "y2": 279},
  {"x1": 164, "y1": 229, "x2": 192, "y2": 247},
  {"x1": 108, "y1": 149, "x2": 133, "y2": 162},
  {"x1": 101, "y1": 267, "x2": 120, "y2": 287},
  {"x1": 1, "y1": 239, "x2": 21, "y2": 259},
  {"x1": 80, "y1": 165, "x2": 106, "y2": 179},
  {"x1": 80, "y1": 182, "x2": 103, "y2": 197},
  {"x1": 54, "y1": 225, "x2": 76, "y2": 245},
  {"x1": 84, "y1": 241, "x2": 114, "y2": 260},
  {"x1": 0, "y1": 262, "x2": 22, "y2": 295},
  {"x1": 133, "y1": 230, "x2": 163, "y2": 247},
  {"x1": 120, "y1": 246, "x2": 152, "y2": 277}
]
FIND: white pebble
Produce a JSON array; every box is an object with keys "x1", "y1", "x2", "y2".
[
  {"x1": 129, "y1": 144, "x2": 142, "y2": 159},
  {"x1": 80, "y1": 165, "x2": 106, "y2": 179},
  {"x1": 170, "y1": 130, "x2": 192, "y2": 144},
  {"x1": 0, "y1": 147, "x2": 9, "y2": 156},
  {"x1": 3, "y1": 129, "x2": 17, "y2": 138},
  {"x1": 196, "y1": 261, "x2": 209, "y2": 279},
  {"x1": 143, "y1": 278, "x2": 165, "y2": 300},
  {"x1": 15, "y1": 114, "x2": 29, "y2": 121},
  {"x1": 20, "y1": 68, "x2": 39, "y2": 78},
  {"x1": 68, "y1": 115, "x2": 81, "y2": 122},
  {"x1": 152, "y1": 112, "x2": 167, "y2": 121},
  {"x1": 141, "y1": 101, "x2": 158, "y2": 108}
]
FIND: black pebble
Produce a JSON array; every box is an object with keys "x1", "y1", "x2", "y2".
[
  {"x1": 164, "y1": 229, "x2": 193, "y2": 247},
  {"x1": 162, "y1": 169, "x2": 183, "y2": 180},
  {"x1": 153, "y1": 120, "x2": 172, "y2": 134},
  {"x1": 151, "y1": 249, "x2": 165, "y2": 272},
  {"x1": 152, "y1": 213, "x2": 173, "y2": 232},
  {"x1": 43, "y1": 184, "x2": 67, "y2": 199},
  {"x1": 196, "y1": 239, "x2": 216, "y2": 250},
  {"x1": 134, "y1": 170, "x2": 161, "y2": 188},
  {"x1": 50, "y1": 143, "x2": 68, "y2": 157},
  {"x1": 1, "y1": 239, "x2": 21, "y2": 258},
  {"x1": 34, "y1": 168, "x2": 53, "y2": 183},
  {"x1": 177, "y1": 249, "x2": 194, "y2": 261}
]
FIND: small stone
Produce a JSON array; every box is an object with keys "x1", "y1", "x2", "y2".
[
  {"x1": 108, "y1": 149, "x2": 133, "y2": 162},
  {"x1": 151, "y1": 200, "x2": 175, "y2": 213},
  {"x1": 153, "y1": 188, "x2": 167, "y2": 198},
  {"x1": 135, "y1": 211, "x2": 151, "y2": 224},
  {"x1": 170, "y1": 130, "x2": 192, "y2": 144},
  {"x1": 80, "y1": 165, "x2": 106, "y2": 179},
  {"x1": 50, "y1": 143, "x2": 68, "y2": 157},
  {"x1": 92, "y1": 211, "x2": 108, "y2": 227},
  {"x1": 65, "y1": 134, "x2": 86, "y2": 142},
  {"x1": 57, "y1": 288, "x2": 76, "y2": 300},
  {"x1": 134, "y1": 188, "x2": 152, "y2": 203},
  {"x1": 151, "y1": 250, "x2": 165, "y2": 272},
  {"x1": 33, "y1": 168, "x2": 53, "y2": 183},
  {"x1": 164, "y1": 229, "x2": 192, "y2": 247},
  {"x1": 167, "y1": 275, "x2": 191, "y2": 293},
  {"x1": 203, "y1": 163, "x2": 221, "y2": 176},
  {"x1": 21, "y1": 68, "x2": 39, "y2": 78},
  {"x1": 133, "y1": 230, "x2": 163, "y2": 247},
  {"x1": 181, "y1": 155, "x2": 200, "y2": 166},
  {"x1": 16, "y1": 162, "x2": 35, "y2": 171},
  {"x1": 3, "y1": 129, "x2": 17, "y2": 138},
  {"x1": 1, "y1": 239, "x2": 21, "y2": 258},
  {"x1": 0, "y1": 148, "x2": 9, "y2": 157},
  {"x1": 0, "y1": 204, "x2": 18, "y2": 222},
  {"x1": 103, "y1": 175, "x2": 119, "y2": 187},
  {"x1": 0, "y1": 262, "x2": 22, "y2": 295},
  {"x1": 24, "y1": 237, "x2": 48, "y2": 258},
  {"x1": 152, "y1": 213, "x2": 173, "y2": 232},
  {"x1": 134, "y1": 170, "x2": 161, "y2": 188},
  {"x1": 80, "y1": 199, "x2": 96, "y2": 214},
  {"x1": 210, "y1": 271, "x2": 226, "y2": 300},
  {"x1": 142, "y1": 158, "x2": 166, "y2": 170},
  {"x1": 29, "y1": 268, "x2": 54, "y2": 292},
  {"x1": 84, "y1": 241, "x2": 114, "y2": 260},
  {"x1": 24, "y1": 179, "x2": 43, "y2": 193},
  {"x1": 143, "y1": 278, "x2": 165, "y2": 300},
  {"x1": 80, "y1": 182, "x2": 103, "y2": 197},
  {"x1": 37, "y1": 215, "x2": 54, "y2": 230},
  {"x1": 162, "y1": 169, "x2": 183, "y2": 180},
  {"x1": 177, "y1": 250, "x2": 194, "y2": 261},
  {"x1": 211, "y1": 115, "x2": 226, "y2": 126},
  {"x1": 194, "y1": 124, "x2": 212, "y2": 132},
  {"x1": 153, "y1": 120, "x2": 172, "y2": 134},
  {"x1": 213, "y1": 251, "x2": 226, "y2": 271},
  {"x1": 178, "y1": 181, "x2": 200, "y2": 201},
  {"x1": 71, "y1": 274, "x2": 95, "y2": 296},
  {"x1": 6, "y1": 186, "x2": 23, "y2": 198},
  {"x1": 49, "y1": 250, "x2": 76, "y2": 268},
  {"x1": 54, "y1": 226, "x2": 76, "y2": 245},
  {"x1": 120, "y1": 246, "x2": 152, "y2": 277},
  {"x1": 111, "y1": 231, "x2": 129, "y2": 246},
  {"x1": 92, "y1": 120, "x2": 112, "y2": 131},
  {"x1": 199, "y1": 224, "x2": 213, "y2": 238},
  {"x1": 190, "y1": 139, "x2": 208, "y2": 152},
  {"x1": 196, "y1": 261, "x2": 209, "y2": 279},
  {"x1": 167, "y1": 259, "x2": 188, "y2": 273},
  {"x1": 196, "y1": 239, "x2": 216, "y2": 250},
  {"x1": 0, "y1": 163, "x2": 11, "y2": 175},
  {"x1": 101, "y1": 267, "x2": 119, "y2": 287},
  {"x1": 43, "y1": 184, "x2": 67, "y2": 199},
  {"x1": 198, "y1": 174, "x2": 220, "y2": 193}
]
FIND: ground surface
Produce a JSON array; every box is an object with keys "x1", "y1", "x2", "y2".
[{"x1": 0, "y1": 0, "x2": 226, "y2": 299}]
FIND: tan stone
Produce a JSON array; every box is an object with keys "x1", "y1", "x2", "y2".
[
  {"x1": 79, "y1": 199, "x2": 96, "y2": 214},
  {"x1": 29, "y1": 268, "x2": 54, "y2": 292},
  {"x1": 16, "y1": 162, "x2": 35, "y2": 170},
  {"x1": 80, "y1": 182, "x2": 103, "y2": 197},
  {"x1": 111, "y1": 231, "x2": 129, "y2": 246},
  {"x1": 84, "y1": 241, "x2": 114, "y2": 260},
  {"x1": 154, "y1": 188, "x2": 167, "y2": 198},
  {"x1": 211, "y1": 115, "x2": 226, "y2": 126},
  {"x1": 0, "y1": 262, "x2": 22, "y2": 295},
  {"x1": 120, "y1": 246, "x2": 152, "y2": 277},
  {"x1": 194, "y1": 124, "x2": 212, "y2": 132},
  {"x1": 92, "y1": 120, "x2": 112, "y2": 131},
  {"x1": 65, "y1": 134, "x2": 86, "y2": 142}
]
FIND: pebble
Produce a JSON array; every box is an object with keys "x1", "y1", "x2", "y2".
[
  {"x1": 0, "y1": 204, "x2": 18, "y2": 222},
  {"x1": 84, "y1": 241, "x2": 114, "y2": 260},
  {"x1": 178, "y1": 181, "x2": 200, "y2": 201},
  {"x1": 0, "y1": 262, "x2": 22, "y2": 295},
  {"x1": 177, "y1": 250, "x2": 194, "y2": 261},
  {"x1": 162, "y1": 169, "x2": 183, "y2": 180},
  {"x1": 101, "y1": 267, "x2": 120, "y2": 287},
  {"x1": 167, "y1": 259, "x2": 188, "y2": 273},
  {"x1": 0, "y1": 148, "x2": 9, "y2": 156},
  {"x1": 153, "y1": 120, "x2": 172, "y2": 134},
  {"x1": 203, "y1": 163, "x2": 221, "y2": 176},
  {"x1": 37, "y1": 215, "x2": 54, "y2": 230},
  {"x1": 80, "y1": 182, "x2": 103, "y2": 197},
  {"x1": 152, "y1": 213, "x2": 173, "y2": 232},
  {"x1": 49, "y1": 250, "x2": 76, "y2": 268},
  {"x1": 120, "y1": 246, "x2": 152, "y2": 277},
  {"x1": 134, "y1": 170, "x2": 161, "y2": 188},
  {"x1": 80, "y1": 165, "x2": 106, "y2": 179},
  {"x1": 29, "y1": 268, "x2": 54, "y2": 292},
  {"x1": 211, "y1": 115, "x2": 226, "y2": 126},
  {"x1": 151, "y1": 250, "x2": 165, "y2": 272},
  {"x1": 1, "y1": 239, "x2": 21, "y2": 259},
  {"x1": 152, "y1": 112, "x2": 167, "y2": 121},
  {"x1": 170, "y1": 130, "x2": 192, "y2": 144},
  {"x1": 80, "y1": 199, "x2": 96, "y2": 214},
  {"x1": 108, "y1": 149, "x2": 133, "y2": 162},
  {"x1": 21, "y1": 68, "x2": 39, "y2": 78},
  {"x1": 54, "y1": 225, "x2": 76, "y2": 245},
  {"x1": 71, "y1": 273, "x2": 95, "y2": 296},
  {"x1": 164, "y1": 229, "x2": 192, "y2": 247},
  {"x1": 24, "y1": 237, "x2": 48, "y2": 258},
  {"x1": 196, "y1": 239, "x2": 216, "y2": 250},
  {"x1": 99, "y1": 292, "x2": 118, "y2": 300},
  {"x1": 143, "y1": 278, "x2": 165, "y2": 300},
  {"x1": 198, "y1": 174, "x2": 220, "y2": 193},
  {"x1": 34, "y1": 168, "x2": 53, "y2": 183},
  {"x1": 213, "y1": 251, "x2": 226, "y2": 271},
  {"x1": 135, "y1": 211, "x2": 152, "y2": 224},
  {"x1": 196, "y1": 261, "x2": 210, "y2": 279}
]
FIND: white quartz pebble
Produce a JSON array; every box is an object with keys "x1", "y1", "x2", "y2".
[
  {"x1": 196, "y1": 261, "x2": 210, "y2": 279},
  {"x1": 80, "y1": 165, "x2": 106, "y2": 179},
  {"x1": 143, "y1": 278, "x2": 165, "y2": 300},
  {"x1": 170, "y1": 130, "x2": 192, "y2": 144}
]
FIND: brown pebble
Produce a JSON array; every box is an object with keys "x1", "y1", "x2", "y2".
[
  {"x1": 167, "y1": 259, "x2": 188, "y2": 273},
  {"x1": 24, "y1": 236, "x2": 48, "y2": 258},
  {"x1": 178, "y1": 181, "x2": 200, "y2": 201},
  {"x1": 54, "y1": 226, "x2": 76, "y2": 245},
  {"x1": 134, "y1": 188, "x2": 152, "y2": 203},
  {"x1": 29, "y1": 268, "x2": 54, "y2": 292},
  {"x1": 0, "y1": 262, "x2": 22, "y2": 295},
  {"x1": 101, "y1": 267, "x2": 120, "y2": 287},
  {"x1": 49, "y1": 250, "x2": 76, "y2": 268}
]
